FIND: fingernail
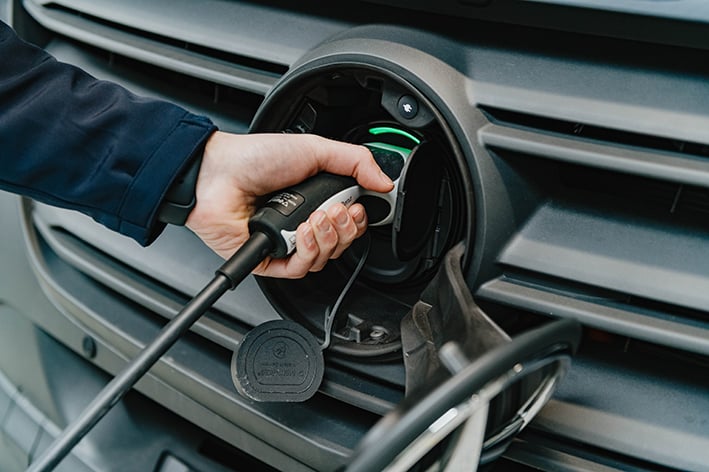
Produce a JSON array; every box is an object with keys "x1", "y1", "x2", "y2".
[
  {"x1": 352, "y1": 206, "x2": 366, "y2": 225},
  {"x1": 380, "y1": 170, "x2": 394, "y2": 187},
  {"x1": 302, "y1": 224, "x2": 316, "y2": 249},
  {"x1": 334, "y1": 206, "x2": 349, "y2": 226},
  {"x1": 314, "y1": 212, "x2": 331, "y2": 232}
]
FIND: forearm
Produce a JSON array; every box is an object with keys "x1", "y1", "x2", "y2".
[{"x1": 0, "y1": 21, "x2": 217, "y2": 244}]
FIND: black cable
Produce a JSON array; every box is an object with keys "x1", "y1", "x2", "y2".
[{"x1": 27, "y1": 232, "x2": 274, "y2": 472}]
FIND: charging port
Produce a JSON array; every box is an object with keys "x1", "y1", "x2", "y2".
[{"x1": 251, "y1": 66, "x2": 472, "y2": 358}]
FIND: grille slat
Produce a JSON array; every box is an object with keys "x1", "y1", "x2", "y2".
[
  {"x1": 478, "y1": 122, "x2": 709, "y2": 189},
  {"x1": 478, "y1": 276, "x2": 709, "y2": 356},
  {"x1": 23, "y1": 0, "x2": 284, "y2": 95}
]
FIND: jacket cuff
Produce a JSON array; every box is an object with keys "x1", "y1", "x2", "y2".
[{"x1": 117, "y1": 113, "x2": 217, "y2": 245}]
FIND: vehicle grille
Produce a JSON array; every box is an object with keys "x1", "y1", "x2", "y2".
[{"x1": 476, "y1": 106, "x2": 709, "y2": 356}]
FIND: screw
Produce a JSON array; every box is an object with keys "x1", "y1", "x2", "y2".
[{"x1": 369, "y1": 327, "x2": 387, "y2": 341}]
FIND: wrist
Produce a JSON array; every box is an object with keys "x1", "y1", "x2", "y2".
[{"x1": 157, "y1": 152, "x2": 203, "y2": 226}]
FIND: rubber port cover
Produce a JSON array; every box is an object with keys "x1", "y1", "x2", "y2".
[{"x1": 232, "y1": 320, "x2": 324, "y2": 402}]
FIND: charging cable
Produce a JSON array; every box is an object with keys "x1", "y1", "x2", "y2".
[{"x1": 322, "y1": 234, "x2": 371, "y2": 350}]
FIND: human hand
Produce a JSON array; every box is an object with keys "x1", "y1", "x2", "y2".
[{"x1": 185, "y1": 131, "x2": 394, "y2": 278}]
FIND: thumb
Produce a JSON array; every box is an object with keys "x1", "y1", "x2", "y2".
[{"x1": 313, "y1": 137, "x2": 394, "y2": 193}]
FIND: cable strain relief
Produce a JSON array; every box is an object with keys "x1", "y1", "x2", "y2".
[{"x1": 216, "y1": 232, "x2": 274, "y2": 289}]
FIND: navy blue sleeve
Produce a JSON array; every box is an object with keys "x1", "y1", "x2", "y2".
[{"x1": 0, "y1": 21, "x2": 218, "y2": 245}]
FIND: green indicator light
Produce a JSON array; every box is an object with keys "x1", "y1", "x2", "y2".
[{"x1": 368, "y1": 126, "x2": 421, "y2": 145}]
